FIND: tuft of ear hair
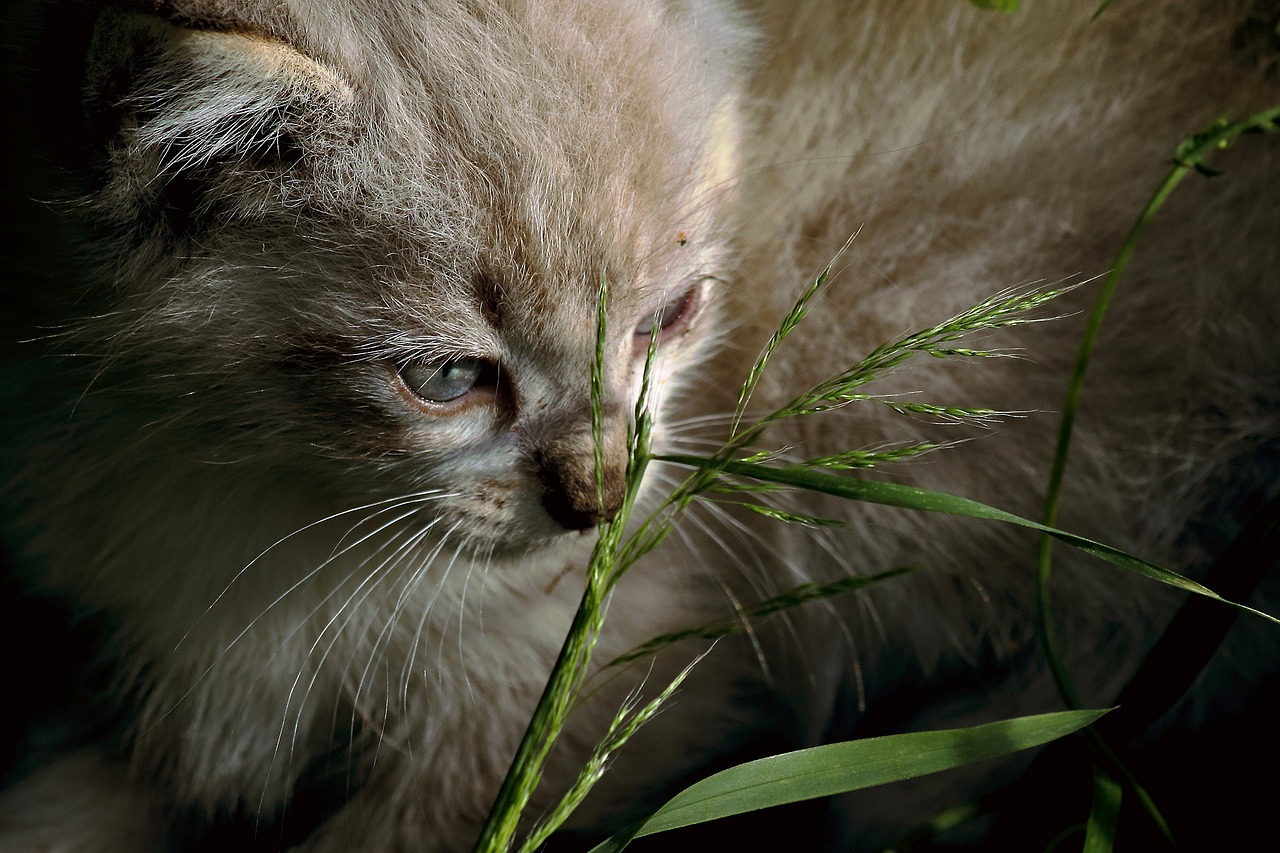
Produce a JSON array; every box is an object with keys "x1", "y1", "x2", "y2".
[{"x1": 82, "y1": 9, "x2": 354, "y2": 236}]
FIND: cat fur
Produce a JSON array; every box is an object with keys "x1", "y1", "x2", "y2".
[{"x1": 1, "y1": 0, "x2": 1278, "y2": 850}]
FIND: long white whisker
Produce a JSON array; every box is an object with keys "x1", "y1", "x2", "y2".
[
  {"x1": 146, "y1": 494, "x2": 453, "y2": 738},
  {"x1": 398, "y1": 521, "x2": 468, "y2": 708},
  {"x1": 454, "y1": 539, "x2": 495, "y2": 706},
  {"x1": 290, "y1": 516, "x2": 446, "y2": 744},
  {"x1": 258, "y1": 517, "x2": 432, "y2": 813},
  {"x1": 225, "y1": 496, "x2": 454, "y2": 655},
  {"x1": 176, "y1": 489, "x2": 451, "y2": 650},
  {"x1": 342, "y1": 522, "x2": 453, "y2": 755}
]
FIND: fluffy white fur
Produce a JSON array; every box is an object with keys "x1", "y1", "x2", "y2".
[{"x1": 1, "y1": 0, "x2": 1277, "y2": 850}]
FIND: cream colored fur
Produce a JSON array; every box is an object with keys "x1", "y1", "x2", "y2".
[{"x1": 1, "y1": 0, "x2": 1277, "y2": 850}]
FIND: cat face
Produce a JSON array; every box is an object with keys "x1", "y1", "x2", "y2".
[{"x1": 67, "y1": 1, "x2": 746, "y2": 562}]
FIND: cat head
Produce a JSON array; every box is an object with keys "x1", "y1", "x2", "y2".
[{"x1": 27, "y1": 0, "x2": 749, "y2": 565}]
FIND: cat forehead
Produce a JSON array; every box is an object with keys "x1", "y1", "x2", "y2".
[
  {"x1": 159, "y1": 0, "x2": 735, "y2": 148},
  {"x1": 354, "y1": 12, "x2": 723, "y2": 252},
  {"x1": 315, "y1": 3, "x2": 733, "y2": 322},
  {"x1": 130, "y1": 0, "x2": 741, "y2": 340}
]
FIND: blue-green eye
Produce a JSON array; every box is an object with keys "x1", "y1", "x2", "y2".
[{"x1": 399, "y1": 357, "x2": 494, "y2": 404}]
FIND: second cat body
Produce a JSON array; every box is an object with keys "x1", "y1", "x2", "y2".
[{"x1": 1, "y1": 1, "x2": 1277, "y2": 850}]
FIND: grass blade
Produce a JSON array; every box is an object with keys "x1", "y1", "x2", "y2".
[
  {"x1": 1030, "y1": 107, "x2": 1280, "y2": 842},
  {"x1": 590, "y1": 709, "x2": 1107, "y2": 847},
  {"x1": 518, "y1": 658, "x2": 702, "y2": 853},
  {"x1": 1082, "y1": 767, "x2": 1122, "y2": 853},
  {"x1": 1035, "y1": 107, "x2": 1280, "y2": 706},
  {"x1": 654, "y1": 453, "x2": 1280, "y2": 627},
  {"x1": 732, "y1": 265, "x2": 833, "y2": 436}
]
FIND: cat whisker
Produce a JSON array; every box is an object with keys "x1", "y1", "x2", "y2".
[
  {"x1": 142, "y1": 496, "x2": 451, "y2": 742},
  {"x1": 659, "y1": 410, "x2": 742, "y2": 431},
  {"x1": 261, "y1": 520, "x2": 430, "y2": 807},
  {"x1": 396, "y1": 521, "x2": 469, "y2": 706},
  {"x1": 175, "y1": 489, "x2": 454, "y2": 651},
  {"x1": 666, "y1": 517, "x2": 770, "y2": 680},
  {"x1": 335, "y1": 522, "x2": 468, "y2": 792},
  {"x1": 453, "y1": 538, "x2": 499, "y2": 707},
  {"x1": 342, "y1": 524, "x2": 464, "y2": 755},
  {"x1": 658, "y1": 467, "x2": 834, "y2": 673},
  {"x1": 297, "y1": 514, "x2": 449, "y2": 708},
  {"x1": 262, "y1": 513, "x2": 462, "y2": 812}
]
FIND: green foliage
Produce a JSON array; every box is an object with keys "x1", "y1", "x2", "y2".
[
  {"x1": 802, "y1": 441, "x2": 946, "y2": 470},
  {"x1": 751, "y1": 285, "x2": 1063, "y2": 429},
  {"x1": 518, "y1": 658, "x2": 701, "y2": 853},
  {"x1": 968, "y1": 0, "x2": 1021, "y2": 12},
  {"x1": 590, "y1": 710, "x2": 1106, "y2": 849},
  {"x1": 473, "y1": 275, "x2": 662, "y2": 852},
  {"x1": 1082, "y1": 767, "x2": 1122, "y2": 853},
  {"x1": 604, "y1": 567, "x2": 917, "y2": 668},
  {"x1": 655, "y1": 452, "x2": 1278, "y2": 626},
  {"x1": 474, "y1": 261, "x2": 1278, "y2": 852},
  {"x1": 1033, "y1": 105, "x2": 1280, "y2": 841},
  {"x1": 471, "y1": 29, "x2": 1280, "y2": 853},
  {"x1": 475, "y1": 177, "x2": 1280, "y2": 844}
]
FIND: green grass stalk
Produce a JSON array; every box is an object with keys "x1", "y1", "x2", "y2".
[
  {"x1": 476, "y1": 144, "x2": 1280, "y2": 843},
  {"x1": 1034, "y1": 106, "x2": 1280, "y2": 842},
  {"x1": 474, "y1": 277, "x2": 634, "y2": 852}
]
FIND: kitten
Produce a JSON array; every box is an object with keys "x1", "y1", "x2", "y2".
[
  {"x1": 1, "y1": 1, "x2": 1277, "y2": 851},
  {"x1": 1, "y1": 1, "x2": 752, "y2": 849}
]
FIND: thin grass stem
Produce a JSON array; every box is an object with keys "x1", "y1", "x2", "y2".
[
  {"x1": 472, "y1": 276, "x2": 621, "y2": 852},
  {"x1": 1034, "y1": 105, "x2": 1280, "y2": 844}
]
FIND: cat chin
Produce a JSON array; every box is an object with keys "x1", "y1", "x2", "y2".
[{"x1": 2, "y1": 0, "x2": 1274, "y2": 849}]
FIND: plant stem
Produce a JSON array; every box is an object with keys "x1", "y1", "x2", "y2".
[
  {"x1": 1036, "y1": 106, "x2": 1280, "y2": 706},
  {"x1": 473, "y1": 274, "x2": 621, "y2": 852},
  {"x1": 1034, "y1": 105, "x2": 1280, "y2": 843},
  {"x1": 1034, "y1": 159, "x2": 1187, "y2": 710},
  {"x1": 471, "y1": 559, "x2": 610, "y2": 851}
]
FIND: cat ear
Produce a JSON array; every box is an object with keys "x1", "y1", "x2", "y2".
[{"x1": 81, "y1": 7, "x2": 354, "y2": 236}]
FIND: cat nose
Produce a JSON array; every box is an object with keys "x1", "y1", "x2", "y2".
[{"x1": 536, "y1": 446, "x2": 626, "y2": 532}]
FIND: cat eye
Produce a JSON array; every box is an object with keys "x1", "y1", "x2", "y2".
[
  {"x1": 636, "y1": 282, "x2": 702, "y2": 344},
  {"x1": 398, "y1": 357, "x2": 499, "y2": 405}
]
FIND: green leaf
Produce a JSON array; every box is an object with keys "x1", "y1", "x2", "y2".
[
  {"x1": 804, "y1": 442, "x2": 943, "y2": 470},
  {"x1": 519, "y1": 658, "x2": 702, "y2": 853},
  {"x1": 733, "y1": 266, "x2": 832, "y2": 433},
  {"x1": 590, "y1": 709, "x2": 1106, "y2": 849},
  {"x1": 969, "y1": 0, "x2": 1021, "y2": 12},
  {"x1": 1082, "y1": 766, "x2": 1122, "y2": 853},
  {"x1": 654, "y1": 453, "x2": 1280, "y2": 628}
]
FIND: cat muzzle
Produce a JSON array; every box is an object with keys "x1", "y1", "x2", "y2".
[{"x1": 535, "y1": 449, "x2": 627, "y2": 531}]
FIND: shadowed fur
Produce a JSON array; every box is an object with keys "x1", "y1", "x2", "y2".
[{"x1": 1, "y1": 0, "x2": 1277, "y2": 850}]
